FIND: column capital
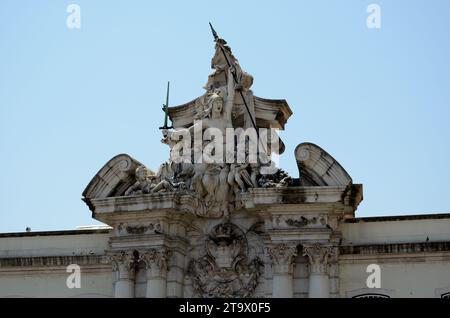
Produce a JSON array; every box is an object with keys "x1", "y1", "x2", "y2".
[
  {"x1": 138, "y1": 248, "x2": 169, "y2": 278},
  {"x1": 108, "y1": 250, "x2": 136, "y2": 280},
  {"x1": 302, "y1": 243, "x2": 335, "y2": 274},
  {"x1": 267, "y1": 243, "x2": 298, "y2": 274}
]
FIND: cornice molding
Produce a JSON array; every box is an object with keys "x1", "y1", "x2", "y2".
[
  {"x1": 340, "y1": 241, "x2": 450, "y2": 255},
  {"x1": 0, "y1": 255, "x2": 108, "y2": 268}
]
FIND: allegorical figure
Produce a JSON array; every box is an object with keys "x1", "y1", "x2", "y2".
[
  {"x1": 152, "y1": 24, "x2": 289, "y2": 220},
  {"x1": 125, "y1": 165, "x2": 174, "y2": 196},
  {"x1": 192, "y1": 67, "x2": 236, "y2": 136}
]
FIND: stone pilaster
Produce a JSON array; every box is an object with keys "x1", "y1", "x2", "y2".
[
  {"x1": 303, "y1": 243, "x2": 334, "y2": 298},
  {"x1": 139, "y1": 248, "x2": 169, "y2": 298},
  {"x1": 109, "y1": 250, "x2": 136, "y2": 298},
  {"x1": 267, "y1": 243, "x2": 298, "y2": 298}
]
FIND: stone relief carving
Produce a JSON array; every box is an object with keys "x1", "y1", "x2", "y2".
[
  {"x1": 284, "y1": 214, "x2": 328, "y2": 228},
  {"x1": 257, "y1": 169, "x2": 291, "y2": 188},
  {"x1": 115, "y1": 222, "x2": 162, "y2": 236},
  {"x1": 119, "y1": 33, "x2": 292, "y2": 220},
  {"x1": 125, "y1": 165, "x2": 174, "y2": 196},
  {"x1": 187, "y1": 223, "x2": 263, "y2": 298},
  {"x1": 271, "y1": 214, "x2": 329, "y2": 230},
  {"x1": 122, "y1": 155, "x2": 290, "y2": 220},
  {"x1": 286, "y1": 217, "x2": 310, "y2": 228}
]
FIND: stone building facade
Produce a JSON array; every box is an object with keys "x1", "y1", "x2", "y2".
[{"x1": 1, "y1": 31, "x2": 450, "y2": 298}]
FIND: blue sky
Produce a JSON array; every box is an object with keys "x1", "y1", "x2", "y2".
[{"x1": 1, "y1": 0, "x2": 449, "y2": 232}]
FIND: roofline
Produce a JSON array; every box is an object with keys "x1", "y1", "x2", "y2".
[
  {"x1": 346, "y1": 213, "x2": 450, "y2": 223},
  {"x1": 3, "y1": 213, "x2": 450, "y2": 237},
  {"x1": 0, "y1": 229, "x2": 111, "y2": 238},
  {"x1": 340, "y1": 241, "x2": 450, "y2": 255}
]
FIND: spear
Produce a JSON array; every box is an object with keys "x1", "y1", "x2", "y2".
[
  {"x1": 159, "y1": 81, "x2": 173, "y2": 130},
  {"x1": 209, "y1": 23, "x2": 271, "y2": 158},
  {"x1": 208, "y1": 22, "x2": 259, "y2": 133}
]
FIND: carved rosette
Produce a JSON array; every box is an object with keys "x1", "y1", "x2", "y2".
[
  {"x1": 138, "y1": 248, "x2": 169, "y2": 279},
  {"x1": 302, "y1": 243, "x2": 334, "y2": 274},
  {"x1": 267, "y1": 244, "x2": 298, "y2": 274},
  {"x1": 108, "y1": 250, "x2": 136, "y2": 280}
]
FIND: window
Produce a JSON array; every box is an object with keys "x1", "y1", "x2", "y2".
[
  {"x1": 435, "y1": 286, "x2": 450, "y2": 298},
  {"x1": 353, "y1": 293, "x2": 390, "y2": 298},
  {"x1": 346, "y1": 288, "x2": 395, "y2": 298}
]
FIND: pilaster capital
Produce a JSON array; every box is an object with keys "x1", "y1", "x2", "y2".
[
  {"x1": 302, "y1": 243, "x2": 335, "y2": 274},
  {"x1": 138, "y1": 248, "x2": 169, "y2": 278},
  {"x1": 108, "y1": 250, "x2": 136, "y2": 280},
  {"x1": 267, "y1": 243, "x2": 298, "y2": 274}
]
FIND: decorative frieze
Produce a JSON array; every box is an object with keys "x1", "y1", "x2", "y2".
[
  {"x1": 285, "y1": 217, "x2": 309, "y2": 228},
  {"x1": 115, "y1": 222, "x2": 162, "y2": 236},
  {"x1": 272, "y1": 214, "x2": 329, "y2": 230}
]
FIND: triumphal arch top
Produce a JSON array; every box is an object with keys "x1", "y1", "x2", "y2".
[{"x1": 82, "y1": 25, "x2": 362, "y2": 298}]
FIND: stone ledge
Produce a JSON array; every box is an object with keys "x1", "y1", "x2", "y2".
[
  {"x1": 88, "y1": 186, "x2": 362, "y2": 221},
  {"x1": 345, "y1": 213, "x2": 450, "y2": 223},
  {"x1": 0, "y1": 229, "x2": 111, "y2": 238},
  {"x1": 244, "y1": 185, "x2": 362, "y2": 212},
  {"x1": 340, "y1": 241, "x2": 450, "y2": 255},
  {"x1": 0, "y1": 255, "x2": 108, "y2": 268}
]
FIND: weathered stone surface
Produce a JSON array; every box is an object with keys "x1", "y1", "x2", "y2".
[
  {"x1": 4, "y1": 27, "x2": 449, "y2": 300},
  {"x1": 77, "y1": 28, "x2": 364, "y2": 298}
]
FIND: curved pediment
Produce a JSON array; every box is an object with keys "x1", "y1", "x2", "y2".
[
  {"x1": 82, "y1": 154, "x2": 144, "y2": 200},
  {"x1": 167, "y1": 95, "x2": 291, "y2": 154},
  {"x1": 168, "y1": 95, "x2": 292, "y2": 130},
  {"x1": 295, "y1": 143, "x2": 352, "y2": 187}
]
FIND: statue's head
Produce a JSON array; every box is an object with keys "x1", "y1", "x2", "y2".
[
  {"x1": 208, "y1": 91, "x2": 224, "y2": 116},
  {"x1": 212, "y1": 98, "x2": 223, "y2": 114},
  {"x1": 135, "y1": 165, "x2": 149, "y2": 182}
]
